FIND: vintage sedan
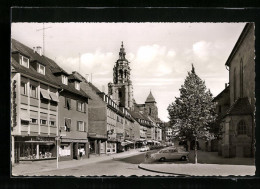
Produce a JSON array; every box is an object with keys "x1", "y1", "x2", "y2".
[
  {"x1": 150, "y1": 148, "x2": 189, "y2": 161},
  {"x1": 140, "y1": 146, "x2": 149, "y2": 152}
]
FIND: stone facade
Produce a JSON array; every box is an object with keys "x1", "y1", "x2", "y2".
[
  {"x1": 216, "y1": 23, "x2": 255, "y2": 158},
  {"x1": 108, "y1": 42, "x2": 134, "y2": 110}
]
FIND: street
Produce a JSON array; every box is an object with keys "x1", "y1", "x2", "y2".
[{"x1": 15, "y1": 150, "x2": 170, "y2": 176}]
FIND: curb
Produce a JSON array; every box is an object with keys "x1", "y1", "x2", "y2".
[{"x1": 138, "y1": 164, "x2": 189, "y2": 176}]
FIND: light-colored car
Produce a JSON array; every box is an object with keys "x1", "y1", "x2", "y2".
[
  {"x1": 150, "y1": 148, "x2": 189, "y2": 161},
  {"x1": 140, "y1": 146, "x2": 149, "y2": 152}
]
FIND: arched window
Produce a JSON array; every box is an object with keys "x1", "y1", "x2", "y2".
[
  {"x1": 237, "y1": 120, "x2": 246, "y2": 135},
  {"x1": 124, "y1": 70, "x2": 127, "y2": 78},
  {"x1": 119, "y1": 69, "x2": 123, "y2": 78},
  {"x1": 149, "y1": 107, "x2": 152, "y2": 115}
]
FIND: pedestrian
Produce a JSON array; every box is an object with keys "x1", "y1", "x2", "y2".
[{"x1": 79, "y1": 148, "x2": 84, "y2": 160}]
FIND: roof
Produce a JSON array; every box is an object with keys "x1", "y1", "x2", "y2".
[
  {"x1": 225, "y1": 23, "x2": 254, "y2": 67},
  {"x1": 213, "y1": 86, "x2": 230, "y2": 102},
  {"x1": 11, "y1": 39, "x2": 90, "y2": 100},
  {"x1": 225, "y1": 97, "x2": 253, "y2": 116},
  {"x1": 68, "y1": 74, "x2": 82, "y2": 82},
  {"x1": 145, "y1": 91, "x2": 156, "y2": 103}
]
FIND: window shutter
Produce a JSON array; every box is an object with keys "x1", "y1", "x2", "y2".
[
  {"x1": 68, "y1": 98, "x2": 71, "y2": 110},
  {"x1": 77, "y1": 121, "x2": 79, "y2": 131},
  {"x1": 84, "y1": 103, "x2": 86, "y2": 113},
  {"x1": 64, "y1": 97, "x2": 67, "y2": 108},
  {"x1": 84, "y1": 121, "x2": 87, "y2": 132},
  {"x1": 76, "y1": 101, "x2": 78, "y2": 111}
]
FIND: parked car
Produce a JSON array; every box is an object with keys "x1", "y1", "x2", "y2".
[
  {"x1": 150, "y1": 148, "x2": 189, "y2": 161},
  {"x1": 140, "y1": 146, "x2": 149, "y2": 152}
]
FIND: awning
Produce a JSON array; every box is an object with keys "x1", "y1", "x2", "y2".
[
  {"x1": 20, "y1": 111, "x2": 30, "y2": 121},
  {"x1": 49, "y1": 92, "x2": 59, "y2": 102},
  {"x1": 40, "y1": 89, "x2": 51, "y2": 100},
  {"x1": 125, "y1": 140, "x2": 133, "y2": 144}
]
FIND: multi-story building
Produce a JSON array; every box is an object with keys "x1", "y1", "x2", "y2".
[
  {"x1": 73, "y1": 72, "x2": 108, "y2": 156},
  {"x1": 11, "y1": 39, "x2": 60, "y2": 164},
  {"x1": 217, "y1": 23, "x2": 255, "y2": 158},
  {"x1": 50, "y1": 69, "x2": 90, "y2": 161}
]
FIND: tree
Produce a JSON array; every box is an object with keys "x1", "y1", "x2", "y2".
[{"x1": 167, "y1": 64, "x2": 217, "y2": 164}]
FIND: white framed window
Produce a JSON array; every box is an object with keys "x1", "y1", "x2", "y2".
[
  {"x1": 77, "y1": 121, "x2": 84, "y2": 131},
  {"x1": 20, "y1": 82, "x2": 27, "y2": 95},
  {"x1": 37, "y1": 64, "x2": 45, "y2": 75},
  {"x1": 30, "y1": 84, "x2": 37, "y2": 98},
  {"x1": 75, "y1": 81, "x2": 80, "y2": 90},
  {"x1": 40, "y1": 119, "x2": 47, "y2": 125},
  {"x1": 62, "y1": 75, "x2": 68, "y2": 85},
  {"x1": 49, "y1": 120, "x2": 56, "y2": 126},
  {"x1": 77, "y1": 101, "x2": 85, "y2": 112},
  {"x1": 30, "y1": 118, "x2": 38, "y2": 124},
  {"x1": 19, "y1": 55, "x2": 29, "y2": 68}
]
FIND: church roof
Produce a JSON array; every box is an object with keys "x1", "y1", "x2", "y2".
[
  {"x1": 145, "y1": 91, "x2": 156, "y2": 103},
  {"x1": 225, "y1": 97, "x2": 253, "y2": 116}
]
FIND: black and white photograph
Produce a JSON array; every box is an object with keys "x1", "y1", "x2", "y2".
[{"x1": 10, "y1": 22, "x2": 255, "y2": 177}]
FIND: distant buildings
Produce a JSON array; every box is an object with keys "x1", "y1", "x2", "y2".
[
  {"x1": 214, "y1": 23, "x2": 255, "y2": 158},
  {"x1": 11, "y1": 39, "x2": 164, "y2": 165}
]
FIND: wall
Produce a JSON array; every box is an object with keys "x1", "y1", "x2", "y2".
[{"x1": 58, "y1": 91, "x2": 88, "y2": 140}]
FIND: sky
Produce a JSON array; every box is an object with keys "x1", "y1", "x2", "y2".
[{"x1": 11, "y1": 23, "x2": 246, "y2": 122}]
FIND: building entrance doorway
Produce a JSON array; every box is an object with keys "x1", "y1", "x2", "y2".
[{"x1": 73, "y1": 143, "x2": 78, "y2": 159}]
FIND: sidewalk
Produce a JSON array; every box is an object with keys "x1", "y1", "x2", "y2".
[
  {"x1": 138, "y1": 163, "x2": 255, "y2": 176},
  {"x1": 12, "y1": 149, "x2": 142, "y2": 176}
]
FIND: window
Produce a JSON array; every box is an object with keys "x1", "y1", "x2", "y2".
[
  {"x1": 62, "y1": 75, "x2": 68, "y2": 85},
  {"x1": 30, "y1": 118, "x2": 38, "y2": 124},
  {"x1": 19, "y1": 55, "x2": 29, "y2": 68},
  {"x1": 20, "y1": 82, "x2": 27, "y2": 95},
  {"x1": 149, "y1": 107, "x2": 152, "y2": 115},
  {"x1": 30, "y1": 84, "x2": 37, "y2": 98},
  {"x1": 40, "y1": 119, "x2": 47, "y2": 125},
  {"x1": 64, "y1": 118, "x2": 71, "y2": 132},
  {"x1": 77, "y1": 101, "x2": 85, "y2": 112},
  {"x1": 37, "y1": 64, "x2": 45, "y2": 75},
  {"x1": 237, "y1": 120, "x2": 246, "y2": 135},
  {"x1": 65, "y1": 97, "x2": 71, "y2": 110},
  {"x1": 49, "y1": 121, "x2": 56, "y2": 126},
  {"x1": 77, "y1": 121, "x2": 85, "y2": 132},
  {"x1": 75, "y1": 81, "x2": 80, "y2": 90}
]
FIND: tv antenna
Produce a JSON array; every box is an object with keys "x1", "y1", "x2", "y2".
[{"x1": 36, "y1": 23, "x2": 52, "y2": 56}]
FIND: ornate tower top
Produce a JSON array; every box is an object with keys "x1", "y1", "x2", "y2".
[
  {"x1": 119, "y1": 41, "x2": 126, "y2": 60},
  {"x1": 145, "y1": 91, "x2": 156, "y2": 103}
]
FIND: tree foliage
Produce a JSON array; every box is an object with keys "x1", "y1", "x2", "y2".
[{"x1": 167, "y1": 65, "x2": 217, "y2": 142}]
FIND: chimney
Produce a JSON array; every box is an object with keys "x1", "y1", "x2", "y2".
[
  {"x1": 36, "y1": 46, "x2": 42, "y2": 56},
  {"x1": 33, "y1": 47, "x2": 36, "y2": 53}
]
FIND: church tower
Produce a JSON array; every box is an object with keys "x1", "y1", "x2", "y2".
[
  {"x1": 108, "y1": 42, "x2": 134, "y2": 110},
  {"x1": 144, "y1": 91, "x2": 158, "y2": 119}
]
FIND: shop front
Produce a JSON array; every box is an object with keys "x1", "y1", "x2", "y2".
[
  {"x1": 88, "y1": 133, "x2": 107, "y2": 156},
  {"x1": 59, "y1": 138, "x2": 89, "y2": 161},
  {"x1": 14, "y1": 136, "x2": 56, "y2": 162}
]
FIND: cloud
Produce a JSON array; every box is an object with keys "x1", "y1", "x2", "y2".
[{"x1": 192, "y1": 41, "x2": 212, "y2": 60}]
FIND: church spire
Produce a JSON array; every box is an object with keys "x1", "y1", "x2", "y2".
[{"x1": 119, "y1": 41, "x2": 126, "y2": 60}]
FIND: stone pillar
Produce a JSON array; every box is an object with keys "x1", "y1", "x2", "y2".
[
  {"x1": 36, "y1": 144, "x2": 39, "y2": 159},
  {"x1": 94, "y1": 140, "x2": 98, "y2": 154},
  {"x1": 85, "y1": 142, "x2": 89, "y2": 158},
  {"x1": 98, "y1": 140, "x2": 101, "y2": 155}
]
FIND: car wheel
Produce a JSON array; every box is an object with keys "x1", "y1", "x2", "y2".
[
  {"x1": 159, "y1": 157, "x2": 166, "y2": 162},
  {"x1": 180, "y1": 156, "x2": 187, "y2": 161}
]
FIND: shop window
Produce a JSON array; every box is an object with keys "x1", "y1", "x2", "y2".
[
  {"x1": 30, "y1": 84, "x2": 37, "y2": 98},
  {"x1": 20, "y1": 82, "x2": 27, "y2": 95},
  {"x1": 40, "y1": 119, "x2": 47, "y2": 125},
  {"x1": 30, "y1": 118, "x2": 38, "y2": 124},
  {"x1": 237, "y1": 120, "x2": 246, "y2": 135}
]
